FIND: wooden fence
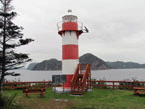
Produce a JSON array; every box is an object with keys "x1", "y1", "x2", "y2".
[
  {"x1": 89, "y1": 80, "x2": 145, "y2": 90},
  {"x1": 2, "y1": 81, "x2": 61, "y2": 90},
  {"x1": 2, "y1": 80, "x2": 145, "y2": 90}
]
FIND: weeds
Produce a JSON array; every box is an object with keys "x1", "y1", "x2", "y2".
[{"x1": 0, "y1": 93, "x2": 22, "y2": 109}]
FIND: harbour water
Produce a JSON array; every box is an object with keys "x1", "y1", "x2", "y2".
[{"x1": 5, "y1": 69, "x2": 145, "y2": 82}]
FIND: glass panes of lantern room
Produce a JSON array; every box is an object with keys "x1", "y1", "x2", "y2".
[{"x1": 62, "y1": 15, "x2": 78, "y2": 22}]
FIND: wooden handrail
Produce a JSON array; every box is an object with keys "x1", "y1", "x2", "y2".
[
  {"x1": 71, "y1": 64, "x2": 79, "y2": 88},
  {"x1": 82, "y1": 64, "x2": 90, "y2": 91},
  {"x1": 82, "y1": 64, "x2": 89, "y2": 82}
]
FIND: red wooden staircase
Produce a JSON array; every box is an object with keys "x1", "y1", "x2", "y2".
[{"x1": 71, "y1": 64, "x2": 91, "y2": 95}]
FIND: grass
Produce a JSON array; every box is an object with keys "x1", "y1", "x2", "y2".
[{"x1": 2, "y1": 88, "x2": 145, "y2": 109}]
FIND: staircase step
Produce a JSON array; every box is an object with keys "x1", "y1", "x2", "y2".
[
  {"x1": 74, "y1": 84, "x2": 82, "y2": 86},
  {"x1": 75, "y1": 83, "x2": 82, "y2": 85},
  {"x1": 79, "y1": 74, "x2": 83, "y2": 76},
  {"x1": 71, "y1": 64, "x2": 91, "y2": 95},
  {"x1": 74, "y1": 87, "x2": 83, "y2": 89}
]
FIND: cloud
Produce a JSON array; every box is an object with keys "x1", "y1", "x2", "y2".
[{"x1": 11, "y1": 0, "x2": 145, "y2": 64}]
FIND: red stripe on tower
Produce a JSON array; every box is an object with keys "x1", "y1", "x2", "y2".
[
  {"x1": 62, "y1": 45, "x2": 78, "y2": 59},
  {"x1": 62, "y1": 22, "x2": 78, "y2": 30}
]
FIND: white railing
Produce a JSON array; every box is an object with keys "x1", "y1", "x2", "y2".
[{"x1": 57, "y1": 21, "x2": 62, "y2": 31}]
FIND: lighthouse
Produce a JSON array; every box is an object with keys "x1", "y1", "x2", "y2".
[{"x1": 57, "y1": 10, "x2": 88, "y2": 90}]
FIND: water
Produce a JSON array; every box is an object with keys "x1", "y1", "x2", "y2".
[{"x1": 5, "y1": 69, "x2": 145, "y2": 82}]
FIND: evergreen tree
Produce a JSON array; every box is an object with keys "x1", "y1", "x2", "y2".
[{"x1": 0, "y1": 0, "x2": 34, "y2": 93}]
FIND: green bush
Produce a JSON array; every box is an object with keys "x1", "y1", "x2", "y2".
[
  {"x1": 0, "y1": 93, "x2": 22, "y2": 109},
  {"x1": 119, "y1": 82, "x2": 129, "y2": 89},
  {"x1": 92, "y1": 78, "x2": 109, "y2": 89},
  {"x1": 119, "y1": 80, "x2": 142, "y2": 90}
]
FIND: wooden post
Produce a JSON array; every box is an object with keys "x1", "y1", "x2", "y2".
[
  {"x1": 12, "y1": 83, "x2": 14, "y2": 90},
  {"x1": 29, "y1": 83, "x2": 30, "y2": 88},
  {"x1": 113, "y1": 81, "x2": 114, "y2": 90},
  {"x1": 26, "y1": 89, "x2": 28, "y2": 96},
  {"x1": 128, "y1": 84, "x2": 130, "y2": 90},
  {"x1": 98, "y1": 81, "x2": 101, "y2": 88},
  {"x1": 129, "y1": 83, "x2": 132, "y2": 90}
]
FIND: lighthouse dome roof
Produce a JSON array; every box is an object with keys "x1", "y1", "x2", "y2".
[{"x1": 62, "y1": 10, "x2": 78, "y2": 22}]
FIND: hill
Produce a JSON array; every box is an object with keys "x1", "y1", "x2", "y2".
[
  {"x1": 106, "y1": 61, "x2": 145, "y2": 69},
  {"x1": 79, "y1": 53, "x2": 110, "y2": 70},
  {"x1": 32, "y1": 59, "x2": 62, "y2": 70},
  {"x1": 27, "y1": 63, "x2": 38, "y2": 70},
  {"x1": 29, "y1": 53, "x2": 145, "y2": 70},
  {"x1": 31, "y1": 53, "x2": 109, "y2": 70}
]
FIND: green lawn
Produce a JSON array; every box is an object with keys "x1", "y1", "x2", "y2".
[{"x1": 2, "y1": 88, "x2": 145, "y2": 109}]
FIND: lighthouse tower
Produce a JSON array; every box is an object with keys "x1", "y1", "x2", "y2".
[{"x1": 57, "y1": 10, "x2": 85, "y2": 89}]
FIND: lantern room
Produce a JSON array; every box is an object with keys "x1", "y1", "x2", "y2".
[
  {"x1": 57, "y1": 10, "x2": 84, "y2": 37},
  {"x1": 62, "y1": 15, "x2": 78, "y2": 31},
  {"x1": 62, "y1": 15, "x2": 78, "y2": 22}
]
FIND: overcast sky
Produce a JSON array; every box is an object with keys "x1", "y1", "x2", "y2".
[{"x1": 12, "y1": 0, "x2": 145, "y2": 65}]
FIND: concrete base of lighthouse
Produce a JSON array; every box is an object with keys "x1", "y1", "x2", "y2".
[
  {"x1": 63, "y1": 75, "x2": 73, "y2": 88},
  {"x1": 53, "y1": 74, "x2": 73, "y2": 93},
  {"x1": 52, "y1": 87, "x2": 71, "y2": 93},
  {"x1": 52, "y1": 74, "x2": 93, "y2": 93},
  {"x1": 53, "y1": 87, "x2": 93, "y2": 93}
]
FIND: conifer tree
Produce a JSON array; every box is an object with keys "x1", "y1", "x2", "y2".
[{"x1": 0, "y1": 0, "x2": 34, "y2": 93}]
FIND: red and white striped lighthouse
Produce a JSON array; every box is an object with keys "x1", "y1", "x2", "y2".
[{"x1": 57, "y1": 10, "x2": 86, "y2": 89}]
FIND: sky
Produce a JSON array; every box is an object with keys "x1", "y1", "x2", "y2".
[{"x1": 11, "y1": 0, "x2": 145, "y2": 65}]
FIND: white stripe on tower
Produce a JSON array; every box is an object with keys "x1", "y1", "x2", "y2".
[
  {"x1": 62, "y1": 31, "x2": 79, "y2": 75},
  {"x1": 62, "y1": 31, "x2": 78, "y2": 45},
  {"x1": 62, "y1": 60, "x2": 79, "y2": 74}
]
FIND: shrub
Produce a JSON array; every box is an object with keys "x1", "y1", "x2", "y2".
[
  {"x1": 92, "y1": 78, "x2": 108, "y2": 89},
  {"x1": 119, "y1": 78, "x2": 142, "y2": 90},
  {"x1": 0, "y1": 93, "x2": 22, "y2": 109}
]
